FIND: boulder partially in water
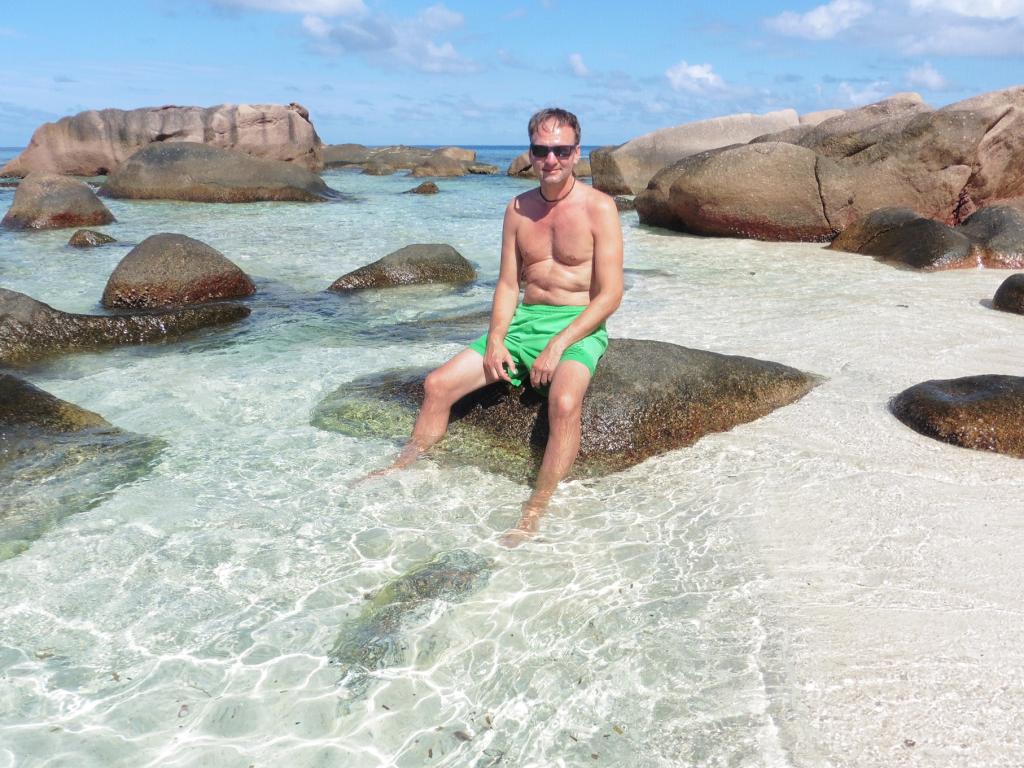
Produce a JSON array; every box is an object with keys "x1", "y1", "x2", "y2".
[
  {"x1": 2, "y1": 173, "x2": 115, "y2": 230},
  {"x1": 406, "y1": 181, "x2": 439, "y2": 195},
  {"x1": 0, "y1": 287, "x2": 250, "y2": 366},
  {"x1": 100, "y1": 142, "x2": 337, "y2": 203},
  {"x1": 890, "y1": 375, "x2": 1024, "y2": 458},
  {"x1": 0, "y1": 373, "x2": 163, "y2": 560},
  {"x1": 312, "y1": 338, "x2": 820, "y2": 480},
  {"x1": 328, "y1": 244, "x2": 476, "y2": 291},
  {"x1": 102, "y1": 233, "x2": 256, "y2": 309},
  {"x1": 993, "y1": 274, "x2": 1024, "y2": 314},
  {"x1": 68, "y1": 228, "x2": 117, "y2": 247}
]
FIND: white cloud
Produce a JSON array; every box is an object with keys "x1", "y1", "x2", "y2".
[
  {"x1": 212, "y1": 0, "x2": 366, "y2": 15},
  {"x1": 665, "y1": 61, "x2": 724, "y2": 93},
  {"x1": 899, "y1": 22, "x2": 1024, "y2": 55},
  {"x1": 420, "y1": 3, "x2": 463, "y2": 31},
  {"x1": 838, "y1": 79, "x2": 890, "y2": 105},
  {"x1": 766, "y1": 0, "x2": 872, "y2": 39},
  {"x1": 568, "y1": 53, "x2": 589, "y2": 77},
  {"x1": 905, "y1": 62, "x2": 949, "y2": 90},
  {"x1": 908, "y1": 0, "x2": 1024, "y2": 18},
  {"x1": 302, "y1": 14, "x2": 331, "y2": 37}
]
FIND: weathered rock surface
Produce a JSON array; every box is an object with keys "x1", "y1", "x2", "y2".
[
  {"x1": 102, "y1": 233, "x2": 256, "y2": 308},
  {"x1": 1, "y1": 103, "x2": 322, "y2": 177},
  {"x1": 0, "y1": 287, "x2": 250, "y2": 366},
  {"x1": 1, "y1": 373, "x2": 162, "y2": 560},
  {"x1": 330, "y1": 549, "x2": 492, "y2": 699},
  {"x1": 638, "y1": 87, "x2": 1024, "y2": 241},
  {"x1": 993, "y1": 274, "x2": 1024, "y2": 314},
  {"x1": 329, "y1": 244, "x2": 476, "y2": 291},
  {"x1": 68, "y1": 229, "x2": 116, "y2": 247},
  {"x1": 410, "y1": 155, "x2": 468, "y2": 178},
  {"x1": 637, "y1": 143, "x2": 832, "y2": 240},
  {"x1": 466, "y1": 162, "x2": 500, "y2": 175},
  {"x1": 591, "y1": 109, "x2": 799, "y2": 195},
  {"x1": 2, "y1": 173, "x2": 115, "y2": 230},
  {"x1": 312, "y1": 338, "x2": 819, "y2": 479},
  {"x1": 406, "y1": 181, "x2": 439, "y2": 194},
  {"x1": 829, "y1": 205, "x2": 1024, "y2": 270},
  {"x1": 507, "y1": 151, "x2": 591, "y2": 178},
  {"x1": 322, "y1": 144, "x2": 478, "y2": 173},
  {"x1": 100, "y1": 142, "x2": 337, "y2": 203},
  {"x1": 891, "y1": 375, "x2": 1024, "y2": 458},
  {"x1": 614, "y1": 196, "x2": 636, "y2": 212}
]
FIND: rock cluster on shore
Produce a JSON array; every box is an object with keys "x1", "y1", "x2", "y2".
[
  {"x1": 0, "y1": 102, "x2": 323, "y2": 177},
  {"x1": 322, "y1": 144, "x2": 498, "y2": 177}
]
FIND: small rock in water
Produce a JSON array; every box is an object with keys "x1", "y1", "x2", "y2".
[
  {"x1": 993, "y1": 273, "x2": 1024, "y2": 314},
  {"x1": 454, "y1": 730, "x2": 472, "y2": 742},
  {"x1": 406, "y1": 181, "x2": 439, "y2": 194},
  {"x1": 68, "y1": 229, "x2": 116, "y2": 247}
]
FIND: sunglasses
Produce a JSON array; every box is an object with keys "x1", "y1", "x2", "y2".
[{"x1": 530, "y1": 143, "x2": 577, "y2": 159}]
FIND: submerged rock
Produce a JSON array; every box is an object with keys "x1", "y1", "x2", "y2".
[
  {"x1": 0, "y1": 373, "x2": 162, "y2": 559},
  {"x1": 328, "y1": 244, "x2": 476, "y2": 291},
  {"x1": 101, "y1": 233, "x2": 256, "y2": 309},
  {"x1": 100, "y1": 141, "x2": 337, "y2": 203},
  {"x1": 2, "y1": 173, "x2": 115, "y2": 230},
  {"x1": 68, "y1": 229, "x2": 117, "y2": 247},
  {"x1": 993, "y1": 274, "x2": 1024, "y2": 314},
  {"x1": 312, "y1": 338, "x2": 819, "y2": 480},
  {"x1": 0, "y1": 287, "x2": 250, "y2": 366},
  {"x1": 406, "y1": 181, "x2": 439, "y2": 195},
  {"x1": 329, "y1": 549, "x2": 493, "y2": 698},
  {"x1": 890, "y1": 375, "x2": 1024, "y2": 458}
]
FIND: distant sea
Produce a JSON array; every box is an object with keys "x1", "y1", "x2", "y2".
[{"x1": 1, "y1": 141, "x2": 1022, "y2": 767}]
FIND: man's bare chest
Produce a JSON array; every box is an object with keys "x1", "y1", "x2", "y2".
[{"x1": 517, "y1": 214, "x2": 594, "y2": 268}]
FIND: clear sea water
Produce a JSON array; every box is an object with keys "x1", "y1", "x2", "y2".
[{"x1": 2, "y1": 146, "x2": 1023, "y2": 768}]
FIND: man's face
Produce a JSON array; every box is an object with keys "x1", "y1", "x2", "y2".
[{"x1": 529, "y1": 120, "x2": 579, "y2": 184}]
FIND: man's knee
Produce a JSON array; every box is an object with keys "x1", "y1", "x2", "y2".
[
  {"x1": 423, "y1": 368, "x2": 455, "y2": 403},
  {"x1": 548, "y1": 390, "x2": 583, "y2": 422}
]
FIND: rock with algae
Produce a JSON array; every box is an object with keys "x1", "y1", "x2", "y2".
[
  {"x1": 329, "y1": 549, "x2": 493, "y2": 699},
  {"x1": 0, "y1": 373, "x2": 164, "y2": 559}
]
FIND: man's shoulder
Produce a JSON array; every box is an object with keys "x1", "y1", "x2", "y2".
[{"x1": 580, "y1": 183, "x2": 617, "y2": 215}]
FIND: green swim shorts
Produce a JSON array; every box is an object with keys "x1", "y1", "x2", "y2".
[{"x1": 468, "y1": 303, "x2": 608, "y2": 389}]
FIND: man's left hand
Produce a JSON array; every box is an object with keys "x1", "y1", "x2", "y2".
[{"x1": 530, "y1": 340, "x2": 564, "y2": 388}]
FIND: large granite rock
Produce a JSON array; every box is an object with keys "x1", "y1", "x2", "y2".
[
  {"x1": 2, "y1": 173, "x2": 115, "y2": 230},
  {"x1": 410, "y1": 155, "x2": 468, "y2": 178},
  {"x1": 891, "y1": 375, "x2": 1024, "y2": 458},
  {"x1": 638, "y1": 87, "x2": 1024, "y2": 241},
  {"x1": 636, "y1": 143, "x2": 832, "y2": 240},
  {"x1": 102, "y1": 233, "x2": 256, "y2": 309},
  {"x1": 993, "y1": 274, "x2": 1024, "y2": 314},
  {"x1": 829, "y1": 205, "x2": 1024, "y2": 270},
  {"x1": 328, "y1": 244, "x2": 476, "y2": 291},
  {"x1": 0, "y1": 287, "x2": 250, "y2": 366},
  {"x1": 99, "y1": 142, "x2": 336, "y2": 203},
  {"x1": 322, "y1": 144, "x2": 476, "y2": 171},
  {"x1": 1, "y1": 373, "x2": 162, "y2": 560},
  {"x1": 1, "y1": 103, "x2": 322, "y2": 177},
  {"x1": 591, "y1": 109, "x2": 799, "y2": 196},
  {"x1": 312, "y1": 338, "x2": 819, "y2": 480}
]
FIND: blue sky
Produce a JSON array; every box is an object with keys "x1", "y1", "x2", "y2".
[{"x1": 1, "y1": 0, "x2": 1022, "y2": 147}]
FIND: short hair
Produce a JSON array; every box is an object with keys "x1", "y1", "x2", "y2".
[{"x1": 528, "y1": 107, "x2": 581, "y2": 145}]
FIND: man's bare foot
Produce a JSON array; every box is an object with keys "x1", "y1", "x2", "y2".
[
  {"x1": 349, "y1": 443, "x2": 425, "y2": 487},
  {"x1": 498, "y1": 491, "x2": 551, "y2": 548}
]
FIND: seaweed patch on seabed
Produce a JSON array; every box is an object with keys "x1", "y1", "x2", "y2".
[{"x1": 328, "y1": 548, "x2": 493, "y2": 707}]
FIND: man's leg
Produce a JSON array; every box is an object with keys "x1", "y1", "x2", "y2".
[
  {"x1": 376, "y1": 349, "x2": 496, "y2": 474},
  {"x1": 503, "y1": 359, "x2": 592, "y2": 545}
]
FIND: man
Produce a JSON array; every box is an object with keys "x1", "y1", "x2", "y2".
[{"x1": 378, "y1": 107, "x2": 623, "y2": 545}]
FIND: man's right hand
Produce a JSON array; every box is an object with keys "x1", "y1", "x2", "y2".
[{"x1": 483, "y1": 341, "x2": 516, "y2": 382}]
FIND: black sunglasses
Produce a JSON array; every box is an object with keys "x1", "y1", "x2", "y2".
[{"x1": 530, "y1": 143, "x2": 577, "y2": 159}]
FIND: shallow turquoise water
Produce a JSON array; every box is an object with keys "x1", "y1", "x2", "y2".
[{"x1": 2, "y1": 147, "x2": 1023, "y2": 767}]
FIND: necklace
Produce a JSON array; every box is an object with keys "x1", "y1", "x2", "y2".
[{"x1": 538, "y1": 176, "x2": 576, "y2": 204}]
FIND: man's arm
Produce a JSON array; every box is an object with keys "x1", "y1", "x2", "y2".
[
  {"x1": 482, "y1": 199, "x2": 524, "y2": 383},
  {"x1": 529, "y1": 194, "x2": 624, "y2": 387}
]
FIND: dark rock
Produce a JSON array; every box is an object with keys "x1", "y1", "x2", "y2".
[
  {"x1": 410, "y1": 155, "x2": 467, "y2": 178},
  {"x1": 993, "y1": 274, "x2": 1024, "y2": 314},
  {"x1": 406, "y1": 181, "x2": 439, "y2": 195},
  {"x1": 0, "y1": 287, "x2": 250, "y2": 366},
  {"x1": 311, "y1": 338, "x2": 819, "y2": 480},
  {"x1": 100, "y1": 141, "x2": 336, "y2": 203},
  {"x1": 362, "y1": 160, "x2": 398, "y2": 176},
  {"x1": 466, "y1": 163, "x2": 500, "y2": 175},
  {"x1": 68, "y1": 229, "x2": 117, "y2": 247},
  {"x1": 329, "y1": 244, "x2": 476, "y2": 291},
  {"x1": 958, "y1": 206, "x2": 1024, "y2": 268},
  {"x1": 1, "y1": 373, "x2": 162, "y2": 560},
  {"x1": 614, "y1": 196, "x2": 636, "y2": 212},
  {"x1": 322, "y1": 143, "x2": 372, "y2": 167},
  {"x1": 2, "y1": 173, "x2": 115, "y2": 230},
  {"x1": 891, "y1": 375, "x2": 1024, "y2": 458},
  {"x1": 330, "y1": 549, "x2": 492, "y2": 699},
  {"x1": 101, "y1": 233, "x2": 256, "y2": 309},
  {"x1": 829, "y1": 207, "x2": 975, "y2": 269}
]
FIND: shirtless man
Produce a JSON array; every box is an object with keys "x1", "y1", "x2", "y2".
[{"x1": 381, "y1": 107, "x2": 623, "y2": 545}]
